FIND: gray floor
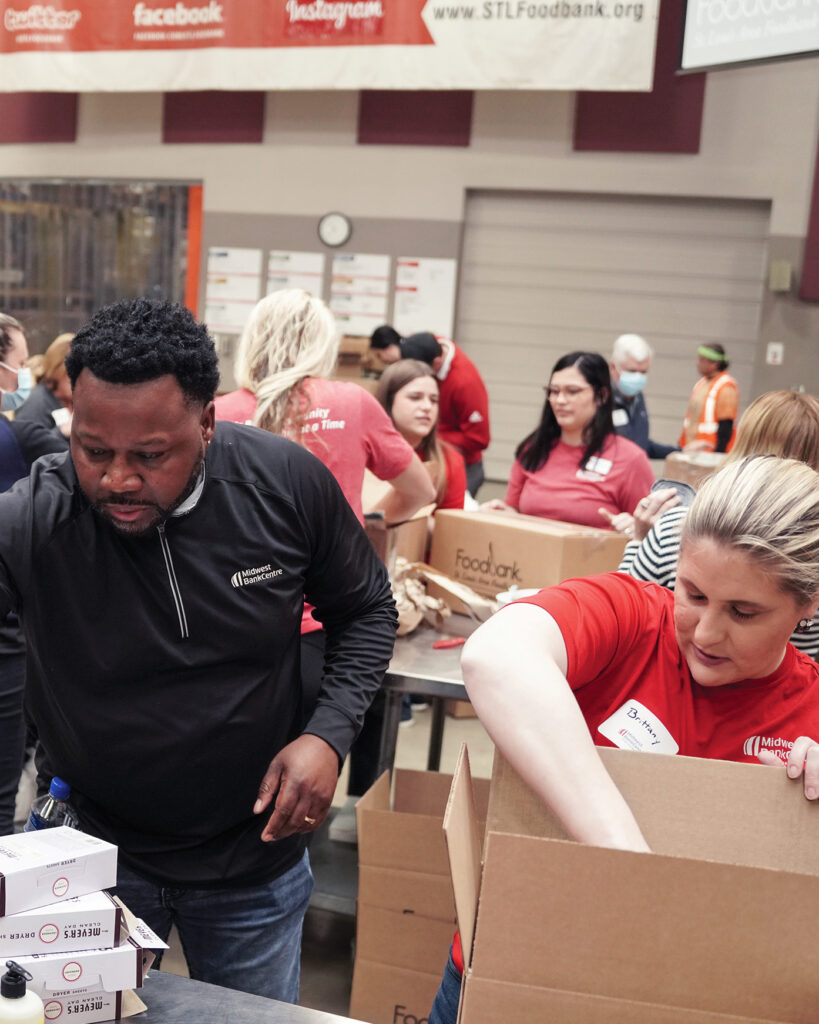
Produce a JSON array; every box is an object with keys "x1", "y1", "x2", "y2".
[{"x1": 160, "y1": 704, "x2": 495, "y2": 1017}]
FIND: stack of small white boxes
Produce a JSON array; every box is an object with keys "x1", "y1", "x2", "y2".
[{"x1": 0, "y1": 827, "x2": 166, "y2": 1023}]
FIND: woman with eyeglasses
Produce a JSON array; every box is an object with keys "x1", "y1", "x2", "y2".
[{"x1": 491, "y1": 351, "x2": 654, "y2": 529}]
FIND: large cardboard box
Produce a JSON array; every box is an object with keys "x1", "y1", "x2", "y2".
[
  {"x1": 446, "y1": 746, "x2": 819, "y2": 1024},
  {"x1": 351, "y1": 770, "x2": 490, "y2": 1024},
  {"x1": 428, "y1": 509, "x2": 628, "y2": 605},
  {"x1": 0, "y1": 829, "x2": 118, "y2": 917},
  {"x1": 663, "y1": 450, "x2": 727, "y2": 488}
]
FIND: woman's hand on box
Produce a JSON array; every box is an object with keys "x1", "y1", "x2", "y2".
[
  {"x1": 629, "y1": 487, "x2": 680, "y2": 542},
  {"x1": 757, "y1": 736, "x2": 819, "y2": 800},
  {"x1": 480, "y1": 499, "x2": 516, "y2": 513},
  {"x1": 598, "y1": 509, "x2": 635, "y2": 536}
]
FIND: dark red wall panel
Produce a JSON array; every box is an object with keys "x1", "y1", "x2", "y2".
[
  {"x1": 574, "y1": 0, "x2": 705, "y2": 154},
  {"x1": 163, "y1": 91, "x2": 265, "y2": 144},
  {"x1": 0, "y1": 93, "x2": 77, "y2": 143},
  {"x1": 799, "y1": 135, "x2": 819, "y2": 301},
  {"x1": 358, "y1": 90, "x2": 473, "y2": 147}
]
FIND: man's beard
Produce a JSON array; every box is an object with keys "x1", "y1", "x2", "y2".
[{"x1": 92, "y1": 451, "x2": 205, "y2": 537}]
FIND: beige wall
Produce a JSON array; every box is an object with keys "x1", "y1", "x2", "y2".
[{"x1": 1, "y1": 55, "x2": 817, "y2": 393}]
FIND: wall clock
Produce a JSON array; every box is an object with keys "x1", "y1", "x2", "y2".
[{"x1": 317, "y1": 212, "x2": 352, "y2": 248}]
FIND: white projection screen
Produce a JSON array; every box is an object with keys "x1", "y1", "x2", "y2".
[{"x1": 680, "y1": 0, "x2": 819, "y2": 71}]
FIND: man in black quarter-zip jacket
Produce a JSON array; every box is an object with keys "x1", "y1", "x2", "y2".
[{"x1": 0, "y1": 298, "x2": 398, "y2": 1004}]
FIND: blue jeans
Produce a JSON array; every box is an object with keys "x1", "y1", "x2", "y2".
[
  {"x1": 428, "y1": 948, "x2": 462, "y2": 1024},
  {"x1": 113, "y1": 850, "x2": 313, "y2": 1003}
]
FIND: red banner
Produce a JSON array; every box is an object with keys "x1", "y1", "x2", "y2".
[{"x1": 0, "y1": 0, "x2": 433, "y2": 53}]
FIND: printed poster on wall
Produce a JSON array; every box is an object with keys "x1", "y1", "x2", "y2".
[
  {"x1": 204, "y1": 246, "x2": 262, "y2": 335},
  {"x1": 267, "y1": 250, "x2": 325, "y2": 297},
  {"x1": 330, "y1": 253, "x2": 390, "y2": 337},
  {"x1": 393, "y1": 257, "x2": 457, "y2": 338},
  {"x1": 0, "y1": 1, "x2": 660, "y2": 92}
]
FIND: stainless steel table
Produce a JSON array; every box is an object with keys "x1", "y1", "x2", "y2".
[
  {"x1": 138, "y1": 970, "x2": 364, "y2": 1023},
  {"x1": 378, "y1": 616, "x2": 473, "y2": 776}
]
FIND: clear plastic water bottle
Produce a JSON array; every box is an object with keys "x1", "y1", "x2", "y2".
[{"x1": 23, "y1": 777, "x2": 79, "y2": 832}]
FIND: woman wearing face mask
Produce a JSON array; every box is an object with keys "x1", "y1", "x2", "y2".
[
  {"x1": 375, "y1": 360, "x2": 467, "y2": 511},
  {"x1": 609, "y1": 333, "x2": 679, "y2": 459},
  {"x1": 0, "y1": 314, "x2": 32, "y2": 415},
  {"x1": 11, "y1": 333, "x2": 74, "y2": 465}
]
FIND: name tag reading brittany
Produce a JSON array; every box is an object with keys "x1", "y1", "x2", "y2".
[{"x1": 598, "y1": 699, "x2": 680, "y2": 755}]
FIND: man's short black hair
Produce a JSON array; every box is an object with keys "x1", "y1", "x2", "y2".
[
  {"x1": 66, "y1": 298, "x2": 220, "y2": 406},
  {"x1": 370, "y1": 324, "x2": 402, "y2": 351},
  {"x1": 401, "y1": 332, "x2": 441, "y2": 364}
]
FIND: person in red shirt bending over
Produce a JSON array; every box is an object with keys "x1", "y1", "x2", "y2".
[
  {"x1": 428, "y1": 454, "x2": 819, "y2": 1023},
  {"x1": 400, "y1": 331, "x2": 490, "y2": 499}
]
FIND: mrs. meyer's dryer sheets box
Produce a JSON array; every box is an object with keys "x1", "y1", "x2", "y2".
[
  {"x1": 0, "y1": 827, "x2": 117, "y2": 917},
  {"x1": 40, "y1": 989, "x2": 147, "y2": 1024},
  {"x1": 14, "y1": 910, "x2": 166, "y2": 995},
  {"x1": 0, "y1": 890, "x2": 122, "y2": 958}
]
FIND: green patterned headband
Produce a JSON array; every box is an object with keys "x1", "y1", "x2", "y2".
[{"x1": 698, "y1": 345, "x2": 726, "y2": 362}]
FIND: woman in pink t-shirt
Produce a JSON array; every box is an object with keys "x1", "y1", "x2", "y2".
[
  {"x1": 215, "y1": 289, "x2": 434, "y2": 795},
  {"x1": 494, "y1": 351, "x2": 654, "y2": 530},
  {"x1": 375, "y1": 359, "x2": 467, "y2": 512}
]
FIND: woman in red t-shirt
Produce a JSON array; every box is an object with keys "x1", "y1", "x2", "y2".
[
  {"x1": 429, "y1": 454, "x2": 819, "y2": 1024},
  {"x1": 375, "y1": 359, "x2": 467, "y2": 512}
]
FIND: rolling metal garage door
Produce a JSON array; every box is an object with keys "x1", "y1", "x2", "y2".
[{"x1": 454, "y1": 190, "x2": 770, "y2": 482}]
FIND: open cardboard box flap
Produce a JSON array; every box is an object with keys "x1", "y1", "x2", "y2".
[
  {"x1": 445, "y1": 745, "x2": 819, "y2": 1024},
  {"x1": 358, "y1": 769, "x2": 489, "y2": 877}
]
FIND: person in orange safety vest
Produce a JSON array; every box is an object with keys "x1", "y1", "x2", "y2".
[{"x1": 678, "y1": 343, "x2": 738, "y2": 453}]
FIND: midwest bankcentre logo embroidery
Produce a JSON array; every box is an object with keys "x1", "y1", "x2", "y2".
[
  {"x1": 230, "y1": 564, "x2": 283, "y2": 588},
  {"x1": 743, "y1": 735, "x2": 794, "y2": 759}
]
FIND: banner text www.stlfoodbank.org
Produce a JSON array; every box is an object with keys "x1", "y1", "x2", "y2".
[{"x1": 432, "y1": 0, "x2": 645, "y2": 21}]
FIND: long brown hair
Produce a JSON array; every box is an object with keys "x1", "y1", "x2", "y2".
[{"x1": 375, "y1": 359, "x2": 448, "y2": 505}]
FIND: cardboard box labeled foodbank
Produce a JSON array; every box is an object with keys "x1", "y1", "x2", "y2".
[
  {"x1": 0, "y1": 890, "x2": 122, "y2": 958},
  {"x1": 428, "y1": 510, "x2": 628, "y2": 602},
  {"x1": 351, "y1": 770, "x2": 490, "y2": 1024},
  {"x1": 0, "y1": 827, "x2": 118, "y2": 917},
  {"x1": 446, "y1": 746, "x2": 819, "y2": 1024}
]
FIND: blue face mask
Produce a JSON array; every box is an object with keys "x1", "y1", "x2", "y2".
[
  {"x1": 0, "y1": 364, "x2": 33, "y2": 411},
  {"x1": 617, "y1": 370, "x2": 647, "y2": 397}
]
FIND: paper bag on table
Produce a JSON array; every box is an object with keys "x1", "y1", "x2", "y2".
[{"x1": 392, "y1": 559, "x2": 497, "y2": 633}]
